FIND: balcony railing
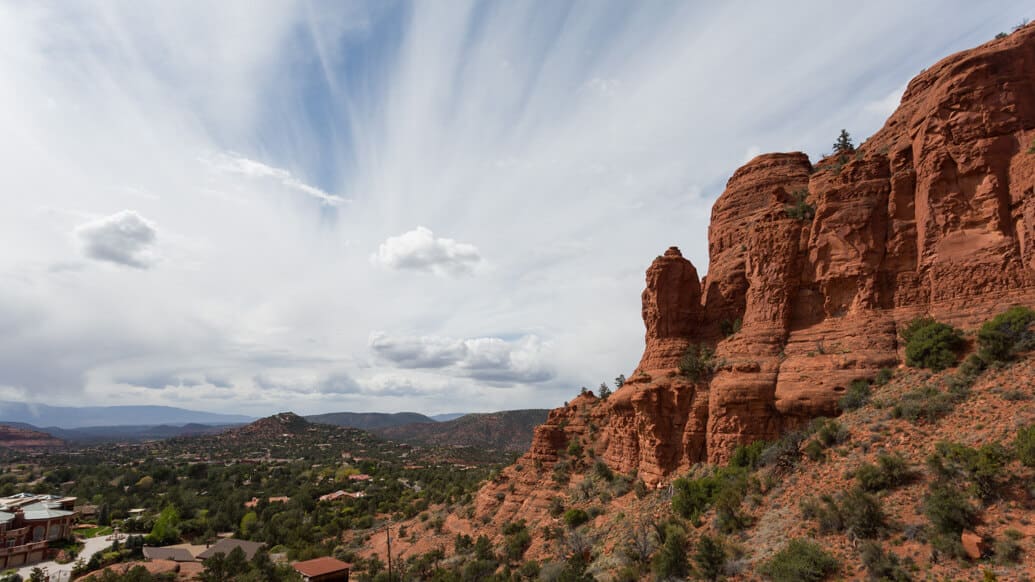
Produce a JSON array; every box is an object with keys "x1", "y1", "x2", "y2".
[{"x1": 0, "y1": 540, "x2": 48, "y2": 557}]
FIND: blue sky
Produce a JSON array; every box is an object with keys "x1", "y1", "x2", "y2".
[{"x1": 0, "y1": 1, "x2": 1029, "y2": 417}]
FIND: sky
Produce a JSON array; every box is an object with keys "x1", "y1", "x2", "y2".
[{"x1": 0, "y1": 1, "x2": 1030, "y2": 418}]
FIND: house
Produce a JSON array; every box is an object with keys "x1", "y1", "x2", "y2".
[
  {"x1": 196, "y1": 538, "x2": 266, "y2": 561},
  {"x1": 292, "y1": 556, "x2": 351, "y2": 582},
  {"x1": 244, "y1": 495, "x2": 290, "y2": 508},
  {"x1": 0, "y1": 493, "x2": 77, "y2": 569}
]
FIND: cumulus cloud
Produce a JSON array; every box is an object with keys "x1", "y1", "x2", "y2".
[
  {"x1": 371, "y1": 227, "x2": 481, "y2": 276},
  {"x1": 369, "y1": 332, "x2": 553, "y2": 383},
  {"x1": 206, "y1": 151, "x2": 348, "y2": 206},
  {"x1": 74, "y1": 210, "x2": 158, "y2": 269}
]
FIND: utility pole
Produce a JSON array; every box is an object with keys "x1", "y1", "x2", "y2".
[{"x1": 386, "y1": 520, "x2": 392, "y2": 582}]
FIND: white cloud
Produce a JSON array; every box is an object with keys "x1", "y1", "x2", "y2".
[
  {"x1": 74, "y1": 210, "x2": 158, "y2": 269},
  {"x1": 371, "y1": 227, "x2": 481, "y2": 276},
  {"x1": 206, "y1": 152, "x2": 348, "y2": 206},
  {"x1": 369, "y1": 332, "x2": 553, "y2": 384}
]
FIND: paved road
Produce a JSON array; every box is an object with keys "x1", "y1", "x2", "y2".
[{"x1": 16, "y1": 535, "x2": 114, "y2": 581}]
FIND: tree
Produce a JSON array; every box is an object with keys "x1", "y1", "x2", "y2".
[
  {"x1": 651, "y1": 524, "x2": 690, "y2": 580},
  {"x1": 28, "y1": 569, "x2": 45, "y2": 582},
  {"x1": 598, "y1": 382, "x2": 612, "y2": 400},
  {"x1": 614, "y1": 374, "x2": 626, "y2": 389},
  {"x1": 148, "y1": 505, "x2": 181, "y2": 545},
  {"x1": 694, "y1": 534, "x2": 727, "y2": 581},
  {"x1": 833, "y1": 129, "x2": 854, "y2": 154}
]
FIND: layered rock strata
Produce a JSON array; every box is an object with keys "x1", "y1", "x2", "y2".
[{"x1": 479, "y1": 25, "x2": 1035, "y2": 515}]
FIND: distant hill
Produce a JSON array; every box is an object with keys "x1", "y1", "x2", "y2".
[
  {"x1": 0, "y1": 401, "x2": 252, "y2": 429},
  {"x1": 373, "y1": 409, "x2": 549, "y2": 451},
  {"x1": 0, "y1": 421, "x2": 234, "y2": 443},
  {"x1": 234, "y1": 412, "x2": 312, "y2": 437},
  {"x1": 0, "y1": 423, "x2": 64, "y2": 449},
  {"x1": 305, "y1": 411, "x2": 436, "y2": 430},
  {"x1": 431, "y1": 413, "x2": 468, "y2": 422}
]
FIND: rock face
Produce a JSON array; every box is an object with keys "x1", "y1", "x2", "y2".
[
  {"x1": 502, "y1": 24, "x2": 1035, "y2": 488},
  {"x1": 0, "y1": 424, "x2": 64, "y2": 450}
]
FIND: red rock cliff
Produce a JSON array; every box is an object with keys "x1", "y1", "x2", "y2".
[{"x1": 511, "y1": 25, "x2": 1035, "y2": 487}]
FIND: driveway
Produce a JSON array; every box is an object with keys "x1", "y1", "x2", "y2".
[{"x1": 16, "y1": 535, "x2": 113, "y2": 581}]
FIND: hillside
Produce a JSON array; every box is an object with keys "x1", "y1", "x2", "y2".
[
  {"x1": 363, "y1": 24, "x2": 1035, "y2": 581},
  {"x1": 305, "y1": 411, "x2": 436, "y2": 430},
  {"x1": 373, "y1": 409, "x2": 549, "y2": 451},
  {"x1": 0, "y1": 423, "x2": 64, "y2": 449}
]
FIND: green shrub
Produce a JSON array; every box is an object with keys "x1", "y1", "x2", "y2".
[
  {"x1": 592, "y1": 460, "x2": 614, "y2": 482},
  {"x1": 729, "y1": 440, "x2": 767, "y2": 470},
  {"x1": 1016, "y1": 425, "x2": 1035, "y2": 467},
  {"x1": 994, "y1": 529, "x2": 1023, "y2": 565},
  {"x1": 651, "y1": 524, "x2": 689, "y2": 580},
  {"x1": 859, "y1": 541, "x2": 911, "y2": 582},
  {"x1": 785, "y1": 189, "x2": 816, "y2": 221},
  {"x1": 720, "y1": 318, "x2": 743, "y2": 337},
  {"x1": 502, "y1": 520, "x2": 531, "y2": 561},
  {"x1": 855, "y1": 452, "x2": 912, "y2": 492},
  {"x1": 679, "y1": 343, "x2": 717, "y2": 381},
  {"x1": 838, "y1": 379, "x2": 872, "y2": 411},
  {"x1": 693, "y1": 534, "x2": 727, "y2": 581},
  {"x1": 671, "y1": 466, "x2": 748, "y2": 523},
  {"x1": 548, "y1": 497, "x2": 564, "y2": 517},
  {"x1": 901, "y1": 317, "x2": 964, "y2": 371},
  {"x1": 812, "y1": 418, "x2": 850, "y2": 447},
  {"x1": 923, "y1": 485, "x2": 976, "y2": 536},
  {"x1": 759, "y1": 429, "x2": 808, "y2": 471},
  {"x1": 801, "y1": 417, "x2": 848, "y2": 461},
  {"x1": 874, "y1": 368, "x2": 894, "y2": 386},
  {"x1": 759, "y1": 538, "x2": 839, "y2": 582},
  {"x1": 977, "y1": 306, "x2": 1035, "y2": 363},
  {"x1": 927, "y1": 442, "x2": 1010, "y2": 502},
  {"x1": 562, "y1": 508, "x2": 589, "y2": 528},
  {"x1": 802, "y1": 487, "x2": 885, "y2": 539},
  {"x1": 891, "y1": 384, "x2": 965, "y2": 423}
]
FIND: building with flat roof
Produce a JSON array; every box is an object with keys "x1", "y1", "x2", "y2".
[{"x1": 0, "y1": 493, "x2": 77, "y2": 569}]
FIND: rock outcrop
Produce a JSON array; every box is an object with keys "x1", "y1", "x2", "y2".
[
  {"x1": 0, "y1": 424, "x2": 64, "y2": 450},
  {"x1": 490, "y1": 24, "x2": 1035, "y2": 492}
]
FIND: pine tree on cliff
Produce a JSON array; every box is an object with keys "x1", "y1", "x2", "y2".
[{"x1": 833, "y1": 129, "x2": 854, "y2": 154}]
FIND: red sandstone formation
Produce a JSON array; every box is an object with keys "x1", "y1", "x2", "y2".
[
  {"x1": 0, "y1": 425, "x2": 64, "y2": 450},
  {"x1": 474, "y1": 26, "x2": 1035, "y2": 534}
]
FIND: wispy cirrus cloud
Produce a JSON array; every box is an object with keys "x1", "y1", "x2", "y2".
[{"x1": 0, "y1": 1, "x2": 1028, "y2": 417}]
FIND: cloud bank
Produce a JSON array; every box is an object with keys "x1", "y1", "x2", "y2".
[{"x1": 0, "y1": 1, "x2": 1028, "y2": 416}]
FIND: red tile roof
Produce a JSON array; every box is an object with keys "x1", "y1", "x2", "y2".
[{"x1": 293, "y1": 556, "x2": 352, "y2": 577}]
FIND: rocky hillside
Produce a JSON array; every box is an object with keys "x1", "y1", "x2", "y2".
[
  {"x1": 228, "y1": 411, "x2": 312, "y2": 439},
  {"x1": 557, "y1": 18, "x2": 1035, "y2": 486},
  {"x1": 362, "y1": 24, "x2": 1035, "y2": 582},
  {"x1": 373, "y1": 409, "x2": 549, "y2": 451},
  {"x1": 305, "y1": 411, "x2": 436, "y2": 430},
  {"x1": 0, "y1": 423, "x2": 64, "y2": 449}
]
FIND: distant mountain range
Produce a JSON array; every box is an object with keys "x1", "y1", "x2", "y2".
[
  {"x1": 304, "y1": 411, "x2": 437, "y2": 430},
  {"x1": 430, "y1": 413, "x2": 469, "y2": 422},
  {"x1": 373, "y1": 409, "x2": 549, "y2": 451},
  {"x1": 0, "y1": 421, "x2": 235, "y2": 443},
  {"x1": 0, "y1": 402, "x2": 542, "y2": 449},
  {"x1": 0, "y1": 401, "x2": 252, "y2": 429}
]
